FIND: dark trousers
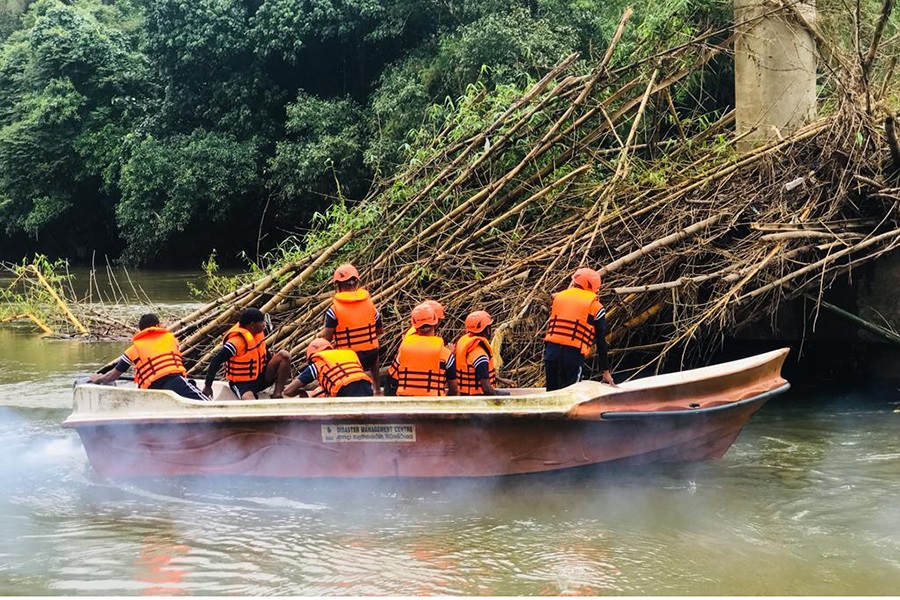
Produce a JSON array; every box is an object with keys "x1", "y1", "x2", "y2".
[
  {"x1": 544, "y1": 357, "x2": 584, "y2": 391},
  {"x1": 229, "y1": 376, "x2": 264, "y2": 399},
  {"x1": 336, "y1": 380, "x2": 374, "y2": 397},
  {"x1": 149, "y1": 374, "x2": 209, "y2": 401}
]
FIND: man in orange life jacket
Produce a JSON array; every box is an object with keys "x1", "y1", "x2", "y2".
[
  {"x1": 321, "y1": 263, "x2": 383, "y2": 395},
  {"x1": 384, "y1": 303, "x2": 458, "y2": 396},
  {"x1": 454, "y1": 310, "x2": 512, "y2": 397},
  {"x1": 283, "y1": 338, "x2": 374, "y2": 398},
  {"x1": 543, "y1": 267, "x2": 615, "y2": 391},
  {"x1": 404, "y1": 300, "x2": 444, "y2": 338},
  {"x1": 202, "y1": 307, "x2": 291, "y2": 399},
  {"x1": 89, "y1": 313, "x2": 208, "y2": 400}
]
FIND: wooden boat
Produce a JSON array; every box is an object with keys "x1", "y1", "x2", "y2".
[{"x1": 63, "y1": 348, "x2": 790, "y2": 479}]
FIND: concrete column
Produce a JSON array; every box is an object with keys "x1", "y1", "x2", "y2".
[{"x1": 734, "y1": 0, "x2": 817, "y2": 148}]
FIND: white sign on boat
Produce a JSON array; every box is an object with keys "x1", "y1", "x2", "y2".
[{"x1": 321, "y1": 423, "x2": 417, "y2": 443}]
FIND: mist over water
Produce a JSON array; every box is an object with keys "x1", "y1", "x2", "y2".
[{"x1": 1, "y1": 271, "x2": 900, "y2": 595}]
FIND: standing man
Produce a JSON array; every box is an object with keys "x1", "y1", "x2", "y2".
[
  {"x1": 202, "y1": 307, "x2": 291, "y2": 399},
  {"x1": 321, "y1": 263, "x2": 383, "y2": 395},
  {"x1": 89, "y1": 313, "x2": 208, "y2": 400},
  {"x1": 543, "y1": 267, "x2": 615, "y2": 391},
  {"x1": 454, "y1": 310, "x2": 511, "y2": 396},
  {"x1": 283, "y1": 338, "x2": 374, "y2": 398},
  {"x1": 384, "y1": 304, "x2": 458, "y2": 396}
]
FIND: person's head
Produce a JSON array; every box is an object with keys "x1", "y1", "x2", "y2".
[
  {"x1": 239, "y1": 307, "x2": 266, "y2": 334},
  {"x1": 464, "y1": 310, "x2": 493, "y2": 338},
  {"x1": 333, "y1": 263, "x2": 360, "y2": 291},
  {"x1": 570, "y1": 267, "x2": 601, "y2": 292},
  {"x1": 410, "y1": 303, "x2": 438, "y2": 335},
  {"x1": 138, "y1": 313, "x2": 160, "y2": 330},
  {"x1": 422, "y1": 300, "x2": 445, "y2": 323},
  {"x1": 305, "y1": 337, "x2": 333, "y2": 360}
]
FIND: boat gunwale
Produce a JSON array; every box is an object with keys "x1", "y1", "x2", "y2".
[
  {"x1": 598, "y1": 383, "x2": 790, "y2": 419},
  {"x1": 63, "y1": 348, "x2": 790, "y2": 429},
  {"x1": 62, "y1": 384, "x2": 790, "y2": 430}
]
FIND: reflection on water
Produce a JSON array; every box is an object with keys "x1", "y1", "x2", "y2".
[
  {"x1": 134, "y1": 532, "x2": 190, "y2": 596},
  {"x1": 2, "y1": 277, "x2": 900, "y2": 594}
]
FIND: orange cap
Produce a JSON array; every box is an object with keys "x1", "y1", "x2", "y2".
[
  {"x1": 422, "y1": 300, "x2": 445, "y2": 320},
  {"x1": 571, "y1": 267, "x2": 601, "y2": 292},
  {"x1": 464, "y1": 310, "x2": 493, "y2": 334},
  {"x1": 410, "y1": 304, "x2": 438, "y2": 329},
  {"x1": 306, "y1": 337, "x2": 333, "y2": 360},
  {"x1": 333, "y1": 263, "x2": 360, "y2": 282}
]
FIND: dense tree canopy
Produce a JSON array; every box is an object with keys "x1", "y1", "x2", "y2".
[
  {"x1": 0, "y1": 0, "x2": 737, "y2": 266},
  {"x1": 0, "y1": 0, "x2": 147, "y2": 259}
]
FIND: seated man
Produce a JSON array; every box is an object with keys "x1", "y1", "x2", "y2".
[
  {"x1": 384, "y1": 304, "x2": 457, "y2": 396},
  {"x1": 454, "y1": 310, "x2": 512, "y2": 397},
  {"x1": 283, "y1": 338, "x2": 373, "y2": 398},
  {"x1": 89, "y1": 313, "x2": 208, "y2": 401},
  {"x1": 202, "y1": 308, "x2": 291, "y2": 399},
  {"x1": 404, "y1": 300, "x2": 445, "y2": 338}
]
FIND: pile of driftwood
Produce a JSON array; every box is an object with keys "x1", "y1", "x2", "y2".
[
  {"x1": 0, "y1": 256, "x2": 173, "y2": 338},
  {"x1": 11, "y1": 9, "x2": 895, "y2": 384},
  {"x1": 161, "y1": 7, "x2": 900, "y2": 385}
]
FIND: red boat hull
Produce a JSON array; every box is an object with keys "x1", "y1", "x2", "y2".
[
  {"x1": 70, "y1": 388, "x2": 781, "y2": 478},
  {"x1": 65, "y1": 349, "x2": 790, "y2": 479}
]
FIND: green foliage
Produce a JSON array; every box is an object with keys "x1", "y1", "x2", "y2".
[
  {"x1": 251, "y1": 0, "x2": 385, "y2": 60},
  {"x1": 366, "y1": 50, "x2": 434, "y2": 170},
  {"x1": 0, "y1": 0, "x2": 32, "y2": 41},
  {"x1": 0, "y1": 254, "x2": 74, "y2": 327},
  {"x1": 818, "y1": 0, "x2": 899, "y2": 55},
  {"x1": 303, "y1": 198, "x2": 383, "y2": 277},
  {"x1": 186, "y1": 250, "x2": 249, "y2": 299},
  {"x1": 116, "y1": 130, "x2": 261, "y2": 263},
  {"x1": 0, "y1": 0, "x2": 146, "y2": 251},
  {"x1": 436, "y1": 6, "x2": 576, "y2": 91},
  {"x1": 368, "y1": 5, "x2": 575, "y2": 170},
  {"x1": 0, "y1": 0, "x2": 852, "y2": 270},
  {"x1": 144, "y1": 0, "x2": 284, "y2": 139},
  {"x1": 268, "y1": 92, "x2": 368, "y2": 210},
  {"x1": 0, "y1": 78, "x2": 84, "y2": 235}
]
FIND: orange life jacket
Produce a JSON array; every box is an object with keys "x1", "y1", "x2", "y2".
[
  {"x1": 544, "y1": 287, "x2": 602, "y2": 356},
  {"x1": 222, "y1": 324, "x2": 268, "y2": 382},
  {"x1": 389, "y1": 334, "x2": 451, "y2": 396},
  {"x1": 331, "y1": 289, "x2": 379, "y2": 351},
  {"x1": 124, "y1": 327, "x2": 186, "y2": 388},
  {"x1": 454, "y1": 333, "x2": 496, "y2": 395},
  {"x1": 310, "y1": 349, "x2": 372, "y2": 397}
]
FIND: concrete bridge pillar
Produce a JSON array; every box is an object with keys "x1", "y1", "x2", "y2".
[{"x1": 734, "y1": 0, "x2": 817, "y2": 148}]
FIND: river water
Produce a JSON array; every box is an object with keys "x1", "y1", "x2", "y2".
[{"x1": 1, "y1": 271, "x2": 899, "y2": 595}]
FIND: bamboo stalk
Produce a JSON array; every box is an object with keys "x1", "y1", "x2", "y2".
[
  {"x1": 813, "y1": 296, "x2": 900, "y2": 346},
  {"x1": 600, "y1": 213, "x2": 729, "y2": 275},
  {"x1": 862, "y1": 0, "x2": 895, "y2": 75},
  {"x1": 260, "y1": 229, "x2": 356, "y2": 313},
  {"x1": 740, "y1": 228, "x2": 900, "y2": 300},
  {"x1": 26, "y1": 312, "x2": 54, "y2": 335},
  {"x1": 28, "y1": 265, "x2": 88, "y2": 334},
  {"x1": 171, "y1": 257, "x2": 310, "y2": 334}
]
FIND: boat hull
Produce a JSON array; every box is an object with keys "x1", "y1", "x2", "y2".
[
  {"x1": 65, "y1": 348, "x2": 790, "y2": 479},
  {"x1": 67, "y1": 386, "x2": 787, "y2": 479}
]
